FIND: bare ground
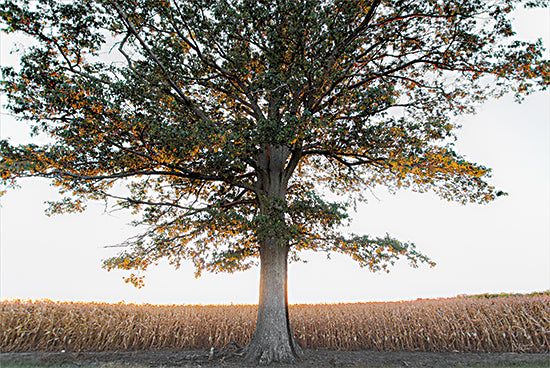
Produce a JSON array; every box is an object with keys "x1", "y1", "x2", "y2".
[{"x1": 1, "y1": 350, "x2": 549, "y2": 368}]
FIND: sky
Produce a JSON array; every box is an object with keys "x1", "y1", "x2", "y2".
[{"x1": 0, "y1": 6, "x2": 549, "y2": 305}]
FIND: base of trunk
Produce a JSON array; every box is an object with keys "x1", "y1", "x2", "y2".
[
  {"x1": 243, "y1": 333, "x2": 304, "y2": 365},
  {"x1": 246, "y1": 233, "x2": 304, "y2": 364}
]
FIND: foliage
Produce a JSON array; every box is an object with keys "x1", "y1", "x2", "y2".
[
  {"x1": 0, "y1": 0, "x2": 548, "y2": 284},
  {"x1": 458, "y1": 290, "x2": 550, "y2": 299},
  {"x1": 1, "y1": 295, "x2": 549, "y2": 353}
]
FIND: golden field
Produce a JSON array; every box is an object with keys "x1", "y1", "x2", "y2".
[{"x1": 1, "y1": 295, "x2": 548, "y2": 353}]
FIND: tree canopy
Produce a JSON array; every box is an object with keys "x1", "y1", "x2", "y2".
[
  {"x1": 1, "y1": 0, "x2": 548, "y2": 284},
  {"x1": 2, "y1": 0, "x2": 549, "y2": 363}
]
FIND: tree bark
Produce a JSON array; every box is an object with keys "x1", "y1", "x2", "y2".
[
  {"x1": 243, "y1": 238, "x2": 304, "y2": 364},
  {"x1": 244, "y1": 144, "x2": 303, "y2": 364}
]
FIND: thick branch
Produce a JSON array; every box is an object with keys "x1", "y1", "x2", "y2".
[{"x1": 303, "y1": 150, "x2": 383, "y2": 166}]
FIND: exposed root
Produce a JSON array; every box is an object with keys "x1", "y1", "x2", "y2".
[
  {"x1": 207, "y1": 340, "x2": 305, "y2": 365},
  {"x1": 207, "y1": 341, "x2": 244, "y2": 361},
  {"x1": 243, "y1": 342, "x2": 304, "y2": 365}
]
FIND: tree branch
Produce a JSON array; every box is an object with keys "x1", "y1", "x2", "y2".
[
  {"x1": 166, "y1": 10, "x2": 267, "y2": 121},
  {"x1": 108, "y1": 1, "x2": 215, "y2": 127}
]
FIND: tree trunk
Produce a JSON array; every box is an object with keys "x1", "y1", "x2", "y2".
[
  {"x1": 243, "y1": 238, "x2": 304, "y2": 364},
  {"x1": 243, "y1": 144, "x2": 303, "y2": 364}
]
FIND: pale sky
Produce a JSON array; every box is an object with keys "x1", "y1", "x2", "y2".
[{"x1": 1, "y1": 6, "x2": 549, "y2": 305}]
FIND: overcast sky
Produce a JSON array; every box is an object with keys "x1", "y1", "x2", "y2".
[{"x1": 1, "y1": 6, "x2": 549, "y2": 305}]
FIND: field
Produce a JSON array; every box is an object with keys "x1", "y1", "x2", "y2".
[{"x1": 1, "y1": 294, "x2": 548, "y2": 354}]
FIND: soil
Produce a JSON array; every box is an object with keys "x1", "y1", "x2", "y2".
[{"x1": 1, "y1": 349, "x2": 549, "y2": 368}]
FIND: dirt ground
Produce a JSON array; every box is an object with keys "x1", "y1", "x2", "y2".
[{"x1": 1, "y1": 349, "x2": 549, "y2": 368}]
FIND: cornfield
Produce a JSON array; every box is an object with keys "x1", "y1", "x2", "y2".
[{"x1": 1, "y1": 295, "x2": 548, "y2": 353}]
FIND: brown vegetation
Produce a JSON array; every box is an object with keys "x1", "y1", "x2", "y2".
[{"x1": 1, "y1": 295, "x2": 548, "y2": 353}]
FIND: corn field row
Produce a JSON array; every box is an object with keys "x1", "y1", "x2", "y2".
[{"x1": 1, "y1": 295, "x2": 548, "y2": 353}]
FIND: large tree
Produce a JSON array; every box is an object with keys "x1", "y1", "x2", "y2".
[{"x1": 1, "y1": 0, "x2": 548, "y2": 363}]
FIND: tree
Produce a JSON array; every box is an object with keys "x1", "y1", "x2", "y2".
[{"x1": 1, "y1": 0, "x2": 548, "y2": 364}]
